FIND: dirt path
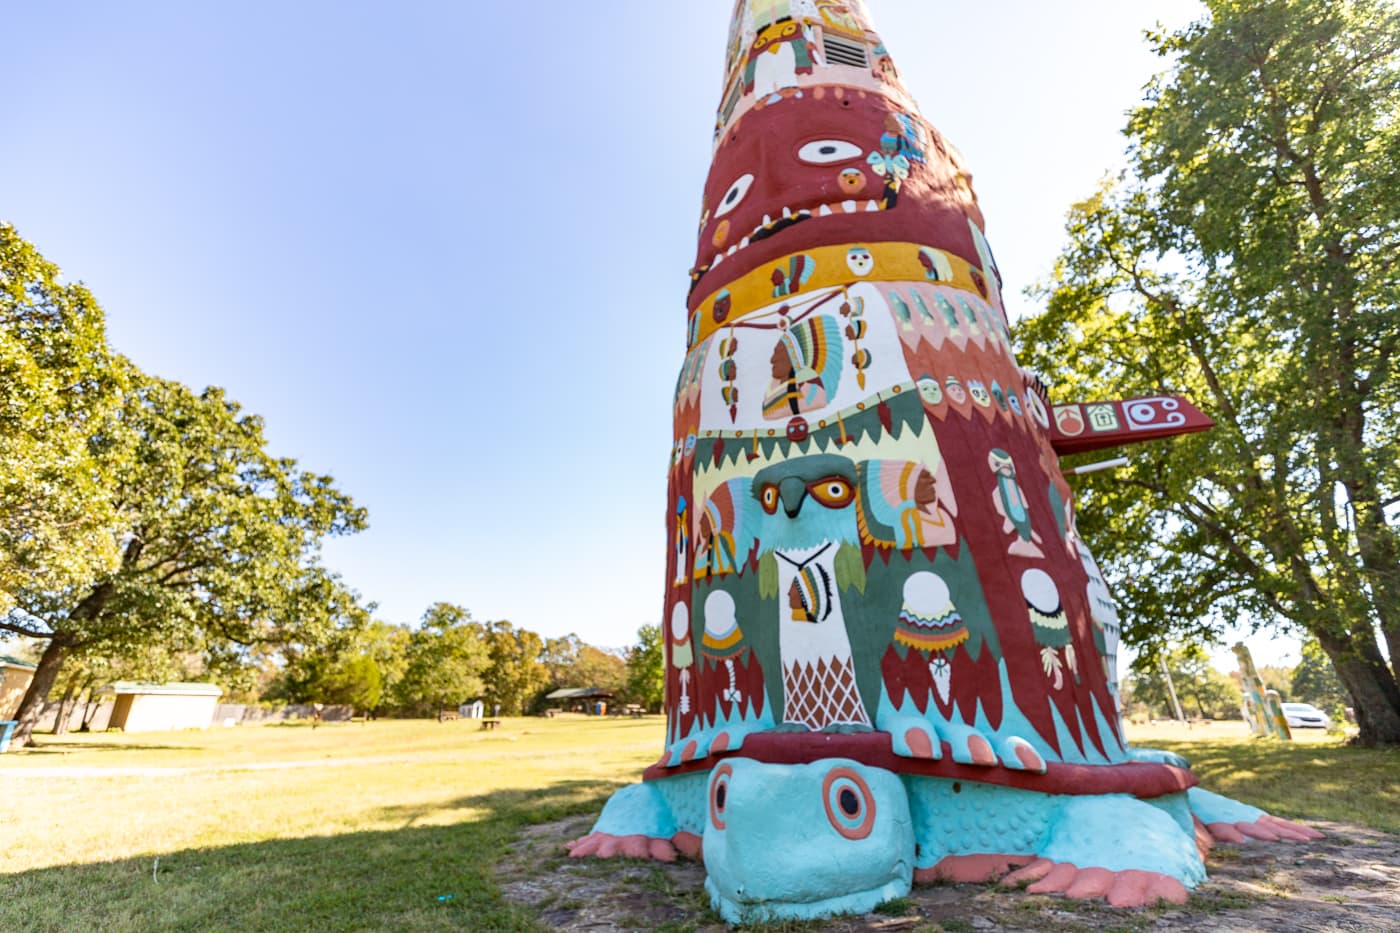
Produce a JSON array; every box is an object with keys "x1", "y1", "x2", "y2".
[
  {"x1": 0, "y1": 754, "x2": 430, "y2": 778},
  {"x1": 500, "y1": 815, "x2": 1400, "y2": 932}
]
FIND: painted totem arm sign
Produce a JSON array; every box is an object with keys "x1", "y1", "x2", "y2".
[{"x1": 1049, "y1": 395, "x2": 1213, "y2": 456}]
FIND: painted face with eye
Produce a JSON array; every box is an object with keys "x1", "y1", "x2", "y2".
[
  {"x1": 691, "y1": 94, "x2": 981, "y2": 307},
  {"x1": 916, "y1": 377, "x2": 943, "y2": 406},
  {"x1": 846, "y1": 246, "x2": 874, "y2": 276}
]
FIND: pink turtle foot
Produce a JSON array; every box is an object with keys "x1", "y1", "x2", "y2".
[
  {"x1": 1002, "y1": 858, "x2": 1188, "y2": 906},
  {"x1": 1206, "y1": 813, "x2": 1323, "y2": 844},
  {"x1": 565, "y1": 832, "x2": 678, "y2": 862},
  {"x1": 915, "y1": 853, "x2": 1033, "y2": 884}
]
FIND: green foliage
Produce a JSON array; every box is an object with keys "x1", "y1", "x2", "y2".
[
  {"x1": 482, "y1": 621, "x2": 550, "y2": 717},
  {"x1": 1255, "y1": 665, "x2": 1293, "y2": 703},
  {"x1": 0, "y1": 224, "x2": 124, "y2": 615},
  {"x1": 275, "y1": 618, "x2": 407, "y2": 714},
  {"x1": 537, "y1": 634, "x2": 627, "y2": 711},
  {"x1": 393, "y1": 603, "x2": 489, "y2": 716},
  {"x1": 624, "y1": 624, "x2": 665, "y2": 712},
  {"x1": 1291, "y1": 636, "x2": 1350, "y2": 713},
  {"x1": 1124, "y1": 644, "x2": 1242, "y2": 721},
  {"x1": 1019, "y1": 0, "x2": 1400, "y2": 743},
  {"x1": 4, "y1": 365, "x2": 367, "y2": 651},
  {"x1": 1, "y1": 242, "x2": 370, "y2": 744}
]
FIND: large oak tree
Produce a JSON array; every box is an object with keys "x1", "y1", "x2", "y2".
[
  {"x1": 1019, "y1": 0, "x2": 1400, "y2": 743},
  {"x1": 0, "y1": 224, "x2": 124, "y2": 617},
  {"x1": 3, "y1": 366, "x2": 366, "y2": 744}
]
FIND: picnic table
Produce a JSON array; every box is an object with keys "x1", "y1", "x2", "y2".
[{"x1": 481, "y1": 719, "x2": 501, "y2": 731}]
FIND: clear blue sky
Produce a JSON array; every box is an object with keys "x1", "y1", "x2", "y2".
[{"x1": 7, "y1": 1, "x2": 1292, "y2": 670}]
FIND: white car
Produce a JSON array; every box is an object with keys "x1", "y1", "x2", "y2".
[{"x1": 1280, "y1": 702, "x2": 1330, "y2": 729}]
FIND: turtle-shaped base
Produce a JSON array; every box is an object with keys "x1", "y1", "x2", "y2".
[{"x1": 566, "y1": 734, "x2": 1320, "y2": 923}]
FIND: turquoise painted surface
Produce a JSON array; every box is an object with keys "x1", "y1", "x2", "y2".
[
  {"x1": 1187, "y1": 786, "x2": 1266, "y2": 825},
  {"x1": 703, "y1": 758, "x2": 914, "y2": 924},
  {"x1": 601, "y1": 755, "x2": 1224, "y2": 921}
]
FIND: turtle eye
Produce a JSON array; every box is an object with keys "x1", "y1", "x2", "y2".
[
  {"x1": 808, "y1": 477, "x2": 853, "y2": 508},
  {"x1": 822, "y1": 766, "x2": 875, "y2": 840},
  {"x1": 709, "y1": 763, "x2": 734, "y2": 831},
  {"x1": 759, "y1": 485, "x2": 780, "y2": 514}
]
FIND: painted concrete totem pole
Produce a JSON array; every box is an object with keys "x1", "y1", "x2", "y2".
[{"x1": 569, "y1": 0, "x2": 1321, "y2": 922}]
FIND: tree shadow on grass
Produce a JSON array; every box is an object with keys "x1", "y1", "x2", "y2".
[
  {"x1": 367, "y1": 782, "x2": 620, "y2": 831},
  {"x1": 9, "y1": 739, "x2": 198, "y2": 756},
  {"x1": 0, "y1": 778, "x2": 620, "y2": 933}
]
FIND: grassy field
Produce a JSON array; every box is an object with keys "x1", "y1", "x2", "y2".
[
  {"x1": 1, "y1": 717, "x2": 1395, "y2": 931},
  {"x1": 1, "y1": 717, "x2": 661, "y2": 931},
  {"x1": 1125, "y1": 720, "x2": 1400, "y2": 834}
]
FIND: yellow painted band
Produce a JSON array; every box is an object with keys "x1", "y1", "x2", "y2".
[{"x1": 690, "y1": 241, "x2": 985, "y2": 348}]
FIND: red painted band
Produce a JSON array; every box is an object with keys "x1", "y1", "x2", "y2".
[{"x1": 642, "y1": 731, "x2": 1198, "y2": 800}]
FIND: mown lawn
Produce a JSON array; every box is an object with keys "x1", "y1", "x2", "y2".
[
  {"x1": 1125, "y1": 720, "x2": 1400, "y2": 834},
  {"x1": 0, "y1": 717, "x2": 1394, "y2": 931},
  {"x1": 1, "y1": 717, "x2": 662, "y2": 931}
]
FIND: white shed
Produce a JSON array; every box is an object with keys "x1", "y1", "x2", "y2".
[
  {"x1": 106, "y1": 682, "x2": 223, "y2": 733},
  {"x1": 0, "y1": 655, "x2": 37, "y2": 721},
  {"x1": 459, "y1": 700, "x2": 485, "y2": 719}
]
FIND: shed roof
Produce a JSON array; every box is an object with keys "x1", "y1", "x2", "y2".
[
  {"x1": 105, "y1": 681, "x2": 223, "y2": 697},
  {"x1": 544, "y1": 687, "x2": 615, "y2": 700},
  {"x1": 0, "y1": 655, "x2": 37, "y2": 671}
]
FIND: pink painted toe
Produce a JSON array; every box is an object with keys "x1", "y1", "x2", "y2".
[
  {"x1": 1027, "y1": 862, "x2": 1079, "y2": 894},
  {"x1": 967, "y1": 735, "x2": 998, "y2": 767},
  {"x1": 710, "y1": 731, "x2": 730, "y2": 753},
  {"x1": 619, "y1": 835, "x2": 651, "y2": 859},
  {"x1": 1265, "y1": 815, "x2": 1323, "y2": 840},
  {"x1": 1014, "y1": 743, "x2": 1046, "y2": 772},
  {"x1": 680, "y1": 740, "x2": 698, "y2": 762},
  {"x1": 1002, "y1": 858, "x2": 1055, "y2": 887},
  {"x1": 596, "y1": 836, "x2": 621, "y2": 858},
  {"x1": 648, "y1": 837, "x2": 678, "y2": 862},
  {"x1": 1063, "y1": 867, "x2": 1114, "y2": 900},
  {"x1": 919, "y1": 854, "x2": 1030, "y2": 884},
  {"x1": 1193, "y1": 816, "x2": 1214, "y2": 860},
  {"x1": 1105, "y1": 869, "x2": 1152, "y2": 907},
  {"x1": 1207, "y1": 821, "x2": 1247, "y2": 844},
  {"x1": 1264, "y1": 823, "x2": 1311, "y2": 842},
  {"x1": 1236, "y1": 820, "x2": 1281, "y2": 841},
  {"x1": 672, "y1": 831, "x2": 702, "y2": 860},
  {"x1": 904, "y1": 727, "x2": 934, "y2": 759},
  {"x1": 1145, "y1": 874, "x2": 1189, "y2": 905},
  {"x1": 567, "y1": 834, "x2": 602, "y2": 857}
]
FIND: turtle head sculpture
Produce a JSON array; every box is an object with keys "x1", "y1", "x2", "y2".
[{"x1": 703, "y1": 758, "x2": 913, "y2": 922}]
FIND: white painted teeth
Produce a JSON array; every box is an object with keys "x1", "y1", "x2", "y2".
[
  {"x1": 865, "y1": 200, "x2": 880, "y2": 211},
  {"x1": 704, "y1": 201, "x2": 856, "y2": 270}
]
